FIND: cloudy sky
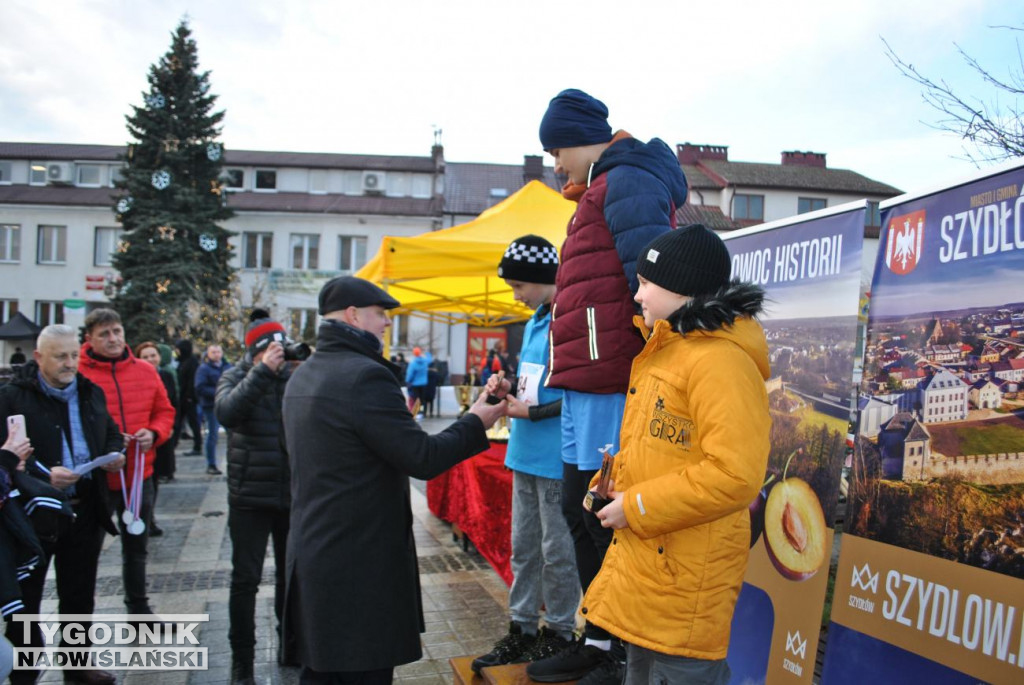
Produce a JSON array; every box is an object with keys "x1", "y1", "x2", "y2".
[{"x1": 0, "y1": 0, "x2": 1017, "y2": 194}]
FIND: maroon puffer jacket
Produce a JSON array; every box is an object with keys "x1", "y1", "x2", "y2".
[{"x1": 549, "y1": 174, "x2": 643, "y2": 393}]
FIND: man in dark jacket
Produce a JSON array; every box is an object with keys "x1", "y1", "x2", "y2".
[
  {"x1": 215, "y1": 317, "x2": 295, "y2": 685},
  {"x1": 0, "y1": 324, "x2": 125, "y2": 685},
  {"x1": 173, "y1": 339, "x2": 203, "y2": 455},
  {"x1": 529, "y1": 89, "x2": 689, "y2": 684},
  {"x1": 195, "y1": 345, "x2": 231, "y2": 475},
  {"x1": 283, "y1": 276, "x2": 507, "y2": 684}
]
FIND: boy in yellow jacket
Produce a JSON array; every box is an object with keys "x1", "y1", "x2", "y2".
[{"x1": 582, "y1": 224, "x2": 771, "y2": 684}]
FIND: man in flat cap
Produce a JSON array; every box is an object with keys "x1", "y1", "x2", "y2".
[{"x1": 282, "y1": 276, "x2": 507, "y2": 684}]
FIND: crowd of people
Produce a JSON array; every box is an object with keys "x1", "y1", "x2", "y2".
[
  {"x1": 0, "y1": 309, "x2": 246, "y2": 684},
  {"x1": 0, "y1": 87, "x2": 771, "y2": 685}
]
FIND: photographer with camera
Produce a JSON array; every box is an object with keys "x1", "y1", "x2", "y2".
[{"x1": 215, "y1": 317, "x2": 304, "y2": 684}]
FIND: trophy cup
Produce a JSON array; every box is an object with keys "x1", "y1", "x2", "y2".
[{"x1": 584, "y1": 444, "x2": 616, "y2": 513}]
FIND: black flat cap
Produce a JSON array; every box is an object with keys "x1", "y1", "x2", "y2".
[{"x1": 318, "y1": 276, "x2": 400, "y2": 314}]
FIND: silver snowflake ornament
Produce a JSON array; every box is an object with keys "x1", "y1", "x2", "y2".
[
  {"x1": 199, "y1": 234, "x2": 218, "y2": 252},
  {"x1": 151, "y1": 170, "x2": 171, "y2": 190},
  {"x1": 206, "y1": 143, "x2": 222, "y2": 161},
  {"x1": 145, "y1": 93, "x2": 166, "y2": 109},
  {"x1": 116, "y1": 197, "x2": 133, "y2": 214}
]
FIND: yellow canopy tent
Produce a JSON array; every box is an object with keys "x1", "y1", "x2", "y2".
[{"x1": 356, "y1": 180, "x2": 575, "y2": 326}]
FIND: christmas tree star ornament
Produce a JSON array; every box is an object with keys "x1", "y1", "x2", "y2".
[
  {"x1": 210, "y1": 180, "x2": 222, "y2": 195},
  {"x1": 116, "y1": 240, "x2": 130, "y2": 253},
  {"x1": 156, "y1": 279, "x2": 171, "y2": 294},
  {"x1": 158, "y1": 225, "x2": 176, "y2": 241},
  {"x1": 163, "y1": 138, "x2": 180, "y2": 153},
  {"x1": 151, "y1": 170, "x2": 172, "y2": 190}
]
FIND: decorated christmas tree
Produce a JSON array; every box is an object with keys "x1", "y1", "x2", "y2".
[{"x1": 112, "y1": 20, "x2": 239, "y2": 350}]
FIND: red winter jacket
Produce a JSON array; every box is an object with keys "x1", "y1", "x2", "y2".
[
  {"x1": 548, "y1": 137, "x2": 689, "y2": 394},
  {"x1": 78, "y1": 343, "x2": 176, "y2": 490}
]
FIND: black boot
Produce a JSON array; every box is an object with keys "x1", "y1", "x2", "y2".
[{"x1": 231, "y1": 655, "x2": 256, "y2": 685}]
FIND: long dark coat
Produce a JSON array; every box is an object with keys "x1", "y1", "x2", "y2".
[{"x1": 282, "y1": 321, "x2": 489, "y2": 673}]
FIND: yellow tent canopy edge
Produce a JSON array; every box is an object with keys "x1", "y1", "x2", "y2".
[{"x1": 355, "y1": 180, "x2": 575, "y2": 326}]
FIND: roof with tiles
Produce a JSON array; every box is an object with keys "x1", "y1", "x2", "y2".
[
  {"x1": 0, "y1": 184, "x2": 438, "y2": 217},
  {"x1": 0, "y1": 142, "x2": 438, "y2": 172},
  {"x1": 444, "y1": 160, "x2": 561, "y2": 216},
  {"x1": 675, "y1": 143, "x2": 901, "y2": 196},
  {"x1": 675, "y1": 203, "x2": 741, "y2": 232},
  {"x1": 692, "y1": 159, "x2": 901, "y2": 195}
]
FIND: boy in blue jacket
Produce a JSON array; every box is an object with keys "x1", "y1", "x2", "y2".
[{"x1": 472, "y1": 235, "x2": 579, "y2": 675}]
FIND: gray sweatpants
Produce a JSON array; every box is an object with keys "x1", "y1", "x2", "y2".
[
  {"x1": 508, "y1": 471, "x2": 580, "y2": 635},
  {"x1": 625, "y1": 642, "x2": 731, "y2": 685}
]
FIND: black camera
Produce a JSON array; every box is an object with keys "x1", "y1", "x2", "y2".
[{"x1": 283, "y1": 341, "x2": 311, "y2": 361}]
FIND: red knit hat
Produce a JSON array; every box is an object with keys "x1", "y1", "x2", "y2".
[{"x1": 245, "y1": 318, "x2": 286, "y2": 354}]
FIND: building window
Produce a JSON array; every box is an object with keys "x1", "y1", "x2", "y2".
[
  {"x1": 290, "y1": 233, "x2": 319, "y2": 269},
  {"x1": 0, "y1": 161, "x2": 12, "y2": 184},
  {"x1": 94, "y1": 227, "x2": 124, "y2": 267},
  {"x1": 0, "y1": 224, "x2": 21, "y2": 262},
  {"x1": 391, "y1": 313, "x2": 408, "y2": 348},
  {"x1": 0, "y1": 299, "x2": 17, "y2": 323},
  {"x1": 37, "y1": 225, "x2": 67, "y2": 265},
  {"x1": 255, "y1": 170, "x2": 277, "y2": 191},
  {"x1": 110, "y1": 166, "x2": 124, "y2": 187},
  {"x1": 77, "y1": 164, "x2": 102, "y2": 186},
  {"x1": 224, "y1": 168, "x2": 244, "y2": 189},
  {"x1": 309, "y1": 170, "x2": 327, "y2": 194},
  {"x1": 36, "y1": 300, "x2": 64, "y2": 326},
  {"x1": 867, "y1": 201, "x2": 882, "y2": 227},
  {"x1": 30, "y1": 163, "x2": 47, "y2": 185},
  {"x1": 243, "y1": 232, "x2": 273, "y2": 269},
  {"x1": 289, "y1": 308, "x2": 317, "y2": 342},
  {"x1": 798, "y1": 197, "x2": 827, "y2": 214},
  {"x1": 733, "y1": 194, "x2": 764, "y2": 221},
  {"x1": 339, "y1": 236, "x2": 367, "y2": 273}
]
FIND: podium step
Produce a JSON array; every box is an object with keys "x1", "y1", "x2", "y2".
[
  {"x1": 450, "y1": 655, "x2": 483, "y2": 685},
  {"x1": 450, "y1": 655, "x2": 579, "y2": 684}
]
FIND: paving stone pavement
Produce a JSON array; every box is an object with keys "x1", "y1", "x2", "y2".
[{"x1": 30, "y1": 419, "x2": 511, "y2": 684}]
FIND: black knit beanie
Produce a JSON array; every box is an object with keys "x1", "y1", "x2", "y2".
[
  {"x1": 637, "y1": 224, "x2": 731, "y2": 297},
  {"x1": 497, "y1": 235, "x2": 559, "y2": 284}
]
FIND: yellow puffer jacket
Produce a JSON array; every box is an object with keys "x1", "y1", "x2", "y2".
[{"x1": 582, "y1": 281, "x2": 771, "y2": 659}]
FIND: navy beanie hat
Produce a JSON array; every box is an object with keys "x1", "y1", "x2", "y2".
[
  {"x1": 539, "y1": 89, "x2": 613, "y2": 151},
  {"x1": 637, "y1": 224, "x2": 732, "y2": 297},
  {"x1": 498, "y1": 235, "x2": 559, "y2": 284}
]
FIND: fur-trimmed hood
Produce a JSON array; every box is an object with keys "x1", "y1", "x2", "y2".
[
  {"x1": 667, "y1": 280, "x2": 766, "y2": 336},
  {"x1": 641, "y1": 279, "x2": 770, "y2": 382}
]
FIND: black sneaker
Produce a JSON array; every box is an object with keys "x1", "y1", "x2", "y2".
[
  {"x1": 471, "y1": 622, "x2": 537, "y2": 674},
  {"x1": 577, "y1": 656, "x2": 625, "y2": 685},
  {"x1": 526, "y1": 639, "x2": 611, "y2": 682},
  {"x1": 521, "y1": 626, "x2": 573, "y2": 662},
  {"x1": 206, "y1": 466, "x2": 223, "y2": 475}
]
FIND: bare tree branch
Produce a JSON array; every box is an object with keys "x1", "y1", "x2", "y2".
[{"x1": 882, "y1": 25, "x2": 1024, "y2": 165}]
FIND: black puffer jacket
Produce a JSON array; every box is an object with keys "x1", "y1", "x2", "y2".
[{"x1": 214, "y1": 356, "x2": 293, "y2": 511}]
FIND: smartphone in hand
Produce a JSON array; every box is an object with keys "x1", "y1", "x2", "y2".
[{"x1": 7, "y1": 414, "x2": 26, "y2": 443}]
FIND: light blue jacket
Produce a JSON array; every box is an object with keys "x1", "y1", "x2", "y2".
[
  {"x1": 505, "y1": 305, "x2": 562, "y2": 479},
  {"x1": 405, "y1": 352, "x2": 432, "y2": 387}
]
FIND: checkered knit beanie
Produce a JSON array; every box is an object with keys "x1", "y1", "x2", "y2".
[
  {"x1": 637, "y1": 224, "x2": 731, "y2": 297},
  {"x1": 498, "y1": 235, "x2": 559, "y2": 284}
]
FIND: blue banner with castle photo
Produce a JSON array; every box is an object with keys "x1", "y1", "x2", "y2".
[
  {"x1": 721, "y1": 203, "x2": 866, "y2": 683},
  {"x1": 823, "y1": 160, "x2": 1024, "y2": 684}
]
